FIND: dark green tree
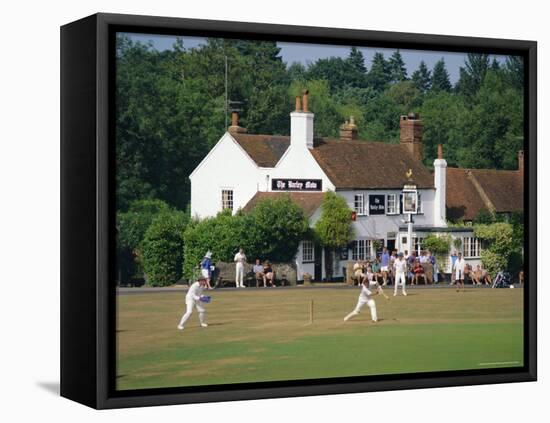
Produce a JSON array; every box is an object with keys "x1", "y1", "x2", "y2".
[
  {"x1": 367, "y1": 52, "x2": 391, "y2": 92},
  {"x1": 431, "y1": 59, "x2": 452, "y2": 92},
  {"x1": 455, "y1": 53, "x2": 490, "y2": 97},
  {"x1": 388, "y1": 50, "x2": 408, "y2": 83},
  {"x1": 411, "y1": 60, "x2": 432, "y2": 93}
]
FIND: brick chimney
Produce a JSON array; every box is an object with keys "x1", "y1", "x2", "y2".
[
  {"x1": 400, "y1": 113, "x2": 423, "y2": 161},
  {"x1": 518, "y1": 150, "x2": 524, "y2": 173},
  {"x1": 290, "y1": 90, "x2": 314, "y2": 149},
  {"x1": 339, "y1": 116, "x2": 358, "y2": 141},
  {"x1": 228, "y1": 111, "x2": 247, "y2": 134}
]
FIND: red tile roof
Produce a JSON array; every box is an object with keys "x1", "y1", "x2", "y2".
[
  {"x1": 242, "y1": 192, "x2": 325, "y2": 217},
  {"x1": 231, "y1": 133, "x2": 434, "y2": 190},
  {"x1": 446, "y1": 167, "x2": 523, "y2": 221}
]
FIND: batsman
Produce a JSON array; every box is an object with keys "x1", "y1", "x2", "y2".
[
  {"x1": 344, "y1": 277, "x2": 379, "y2": 323},
  {"x1": 177, "y1": 277, "x2": 211, "y2": 331}
]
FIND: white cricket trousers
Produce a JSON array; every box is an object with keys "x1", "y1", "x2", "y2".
[
  {"x1": 235, "y1": 262, "x2": 244, "y2": 287},
  {"x1": 178, "y1": 299, "x2": 206, "y2": 327},
  {"x1": 351, "y1": 298, "x2": 377, "y2": 322},
  {"x1": 394, "y1": 271, "x2": 407, "y2": 295}
]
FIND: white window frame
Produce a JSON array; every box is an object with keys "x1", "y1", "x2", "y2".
[
  {"x1": 386, "y1": 193, "x2": 398, "y2": 215},
  {"x1": 354, "y1": 194, "x2": 365, "y2": 216},
  {"x1": 302, "y1": 240, "x2": 314, "y2": 263},
  {"x1": 413, "y1": 237, "x2": 425, "y2": 254},
  {"x1": 351, "y1": 239, "x2": 372, "y2": 261},
  {"x1": 221, "y1": 189, "x2": 234, "y2": 211},
  {"x1": 463, "y1": 237, "x2": 482, "y2": 258}
]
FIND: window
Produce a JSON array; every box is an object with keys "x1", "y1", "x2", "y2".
[
  {"x1": 387, "y1": 194, "x2": 397, "y2": 214},
  {"x1": 352, "y1": 239, "x2": 372, "y2": 261},
  {"x1": 413, "y1": 237, "x2": 425, "y2": 254},
  {"x1": 417, "y1": 193, "x2": 423, "y2": 214},
  {"x1": 221, "y1": 189, "x2": 233, "y2": 211},
  {"x1": 464, "y1": 237, "x2": 482, "y2": 258},
  {"x1": 302, "y1": 241, "x2": 314, "y2": 262},
  {"x1": 354, "y1": 194, "x2": 365, "y2": 215}
]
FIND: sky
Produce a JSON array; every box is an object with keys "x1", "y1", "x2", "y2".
[{"x1": 125, "y1": 33, "x2": 510, "y2": 84}]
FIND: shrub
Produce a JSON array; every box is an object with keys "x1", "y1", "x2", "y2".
[
  {"x1": 141, "y1": 210, "x2": 189, "y2": 286},
  {"x1": 246, "y1": 195, "x2": 310, "y2": 262},
  {"x1": 474, "y1": 222, "x2": 519, "y2": 273},
  {"x1": 183, "y1": 209, "x2": 250, "y2": 279},
  {"x1": 423, "y1": 234, "x2": 451, "y2": 264},
  {"x1": 314, "y1": 191, "x2": 354, "y2": 249}
]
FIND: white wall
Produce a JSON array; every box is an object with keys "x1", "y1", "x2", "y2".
[
  {"x1": 340, "y1": 188, "x2": 437, "y2": 245},
  {"x1": 190, "y1": 133, "x2": 261, "y2": 218}
]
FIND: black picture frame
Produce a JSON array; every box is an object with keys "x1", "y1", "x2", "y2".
[{"x1": 61, "y1": 12, "x2": 537, "y2": 409}]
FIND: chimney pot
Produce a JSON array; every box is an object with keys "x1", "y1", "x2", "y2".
[
  {"x1": 437, "y1": 144, "x2": 443, "y2": 159},
  {"x1": 228, "y1": 111, "x2": 247, "y2": 134},
  {"x1": 302, "y1": 90, "x2": 309, "y2": 113},
  {"x1": 295, "y1": 96, "x2": 302, "y2": 112}
]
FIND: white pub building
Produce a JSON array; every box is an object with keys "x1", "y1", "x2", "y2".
[{"x1": 190, "y1": 92, "x2": 524, "y2": 281}]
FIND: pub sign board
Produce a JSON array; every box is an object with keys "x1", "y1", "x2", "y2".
[
  {"x1": 368, "y1": 194, "x2": 386, "y2": 215},
  {"x1": 271, "y1": 178, "x2": 322, "y2": 191}
]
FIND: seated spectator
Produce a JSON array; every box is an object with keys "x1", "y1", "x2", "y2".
[
  {"x1": 253, "y1": 259, "x2": 265, "y2": 286},
  {"x1": 263, "y1": 260, "x2": 276, "y2": 287},
  {"x1": 371, "y1": 258, "x2": 381, "y2": 282},
  {"x1": 472, "y1": 265, "x2": 483, "y2": 286},
  {"x1": 480, "y1": 266, "x2": 492, "y2": 286},
  {"x1": 353, "y1": 260, "x2": 367, "y2": 285},
  {"x1": 412, "y1": 259, "x2": 427, "y2": 285},
  {"x1": 463, "y1": 263, "x2": 472, "y2": 284}
]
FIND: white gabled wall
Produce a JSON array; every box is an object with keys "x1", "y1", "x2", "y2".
[{"x1": 190, "y1": 133, "x2": 260, "y2": 219}]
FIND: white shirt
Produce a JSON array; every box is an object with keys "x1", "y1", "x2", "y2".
[
  {"x1": 394, "y1": 258, "x2": 407, "y2": 273},
  {"x1": 186, "y1": 281, "x2": 205, "y2": 301},
  {"x1": 234, "y1": 252, "x2": 246, "y2": 265},
  {"x1": 419, "y1": 255, "x2": 429, "y2": 264},
  {"x1": 359, "y1": 284, "x2": 373, "y2": 301},
  {"x1": 454, "y1": 258, "x2": 465, "y2": 273}
]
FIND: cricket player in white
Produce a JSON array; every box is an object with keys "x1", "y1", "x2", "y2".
[
  {"x1": 453, "y1": 251, "x2": 466, "y2": 292},
  {"x1": 234, "y1": 248, "x2": 247, "y2": 288},
  {"x1": 344, "y1": 278, "x2": 378, "y2": 323},
  {"x1": 177, "y1": 278, "x2": 209, "y2": 330},
  {"x1": 393, "y1": 252, "x2": 408, "y2": 296}
]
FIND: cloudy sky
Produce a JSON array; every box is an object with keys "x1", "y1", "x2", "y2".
[{"x1": 124, "y1": 32, "x2": 510, "y2": 84}]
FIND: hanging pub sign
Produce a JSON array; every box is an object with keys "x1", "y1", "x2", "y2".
[
  {"x1": 402, "y1": 184, "x2": 418, "y2": 214},
  {"x1": 368, "y1": 194, "x2": 386, "y2": 215},
  {"x1": 271, "y1": 178, "x2": 322, "y2": 191}
]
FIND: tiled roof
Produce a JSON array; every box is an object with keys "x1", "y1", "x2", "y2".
[
  {"x1": 230, "y1": 133, "x2": 290, "y2": 168},
  {"x1": 446, "y1": 167, "x2": 523, "y2": 221},
  {"x1": 231, "y1": 132, "x2": 434, "y2": 190},
  {"x1": 310, "y1": 138, "x2": 434, "y2": 189},
  {"x1": 242, "y1": 192, "x2": 325, "y2": 217}
]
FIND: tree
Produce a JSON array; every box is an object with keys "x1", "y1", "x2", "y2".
[
  {"x1": 474, "y1": 222, "x2": 519, "y2": 274},
  {"x1": 346, "y1": 47, "x2": 369, "y2": 87},
  {"x1": 411, "y1": 61, "x2": 431, "y2": 93},
  {"x1": 455, "y1": 53, "x2": 490, "y2": 97},
  {"x1": 246, "y1": 196, "x2": 310, "y2": 261},
  {"x1": 388, "y1": 50, "x2": 408, "y2": 83},
  {"x1": 431, "y1": 59, "x2": 452, "y2": 92},
  {"x1": 504, "y1": 56, "x2": 524, "y2": 91},
  {"x1": 368, "y1": 52, "x2": 391, "y2": 92},
  {"x1": 141, "y1": 210, "x2": 189, "y2": 286},
  {"x1": 314, "y1": 191, "x2": 354, "y2": 280},
  {"x1": 422, "y1": 234, "x2": 451, "y2": 268}
]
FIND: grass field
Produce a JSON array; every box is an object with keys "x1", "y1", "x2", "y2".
[{"x1": 116, "y1": 286, "x2": 523, "y2": 391}]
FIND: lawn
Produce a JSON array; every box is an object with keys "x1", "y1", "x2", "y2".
[{"x1": 116, "y1": 286, "x2": 523, "y2": 391}]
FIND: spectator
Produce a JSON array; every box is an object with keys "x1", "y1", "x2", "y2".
[
  {"x1": 419, "y1": 250, "x2": 429, "y2": 264},
  {"x1": 518, "y1": 270, "x2": 524, "y2": 287},
  {"x1": 450, "y1": 251, "x2": 458, "y2": 285},
  {"x1": 380, "y1": 247, "x2": 390, "y2": 286},
  {"x1": 480, "y1": 265, "x2": 492, "y2": 286},
  {"x1": 200, "y1": 251, "x2": 213, "y2": 289},
  {"x1": 412, "y1": 259, "x2": 427, "y2": 285},
  {"x1": 353, "y1": 260, "x2": 367, "y2": 285},
  {"x1": 427, "y1": 250, "x2": 438, "y2": 284},
  {"x1": 253, "y1": 259, "x2": 265, "y2": 286},
  {"x1": 371, "y1": 258, "x2": 380, "y2": 283},
  {"x1": 463, "y1": 263, "x2": 472, "y2": 285},
  {"x1": 404, "y1": 249, "x2": 410, "y2": 261},
  {"x1": 263, "y1": 260, "x2": 276, "y2": 287}
]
